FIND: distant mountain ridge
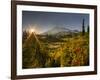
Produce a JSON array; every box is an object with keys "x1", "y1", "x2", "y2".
[{"x1": 42, "y1": 26, "x2": 79, "y2": 35}]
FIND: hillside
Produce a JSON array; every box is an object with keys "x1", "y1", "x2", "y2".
[{"x1": 22, "y1": 31, "x2": 89, "y2": 68}]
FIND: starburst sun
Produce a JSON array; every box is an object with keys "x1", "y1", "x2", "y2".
[{"x1": 29, "y1": 28, "x2": 35, "y2": 33}]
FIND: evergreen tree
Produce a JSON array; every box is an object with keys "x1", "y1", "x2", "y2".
[
  {"x1": 22, "y1": 30, "x2": 29, "y2": 43},
  {"x1": 82, "y1": 19, "x2": 85, "y2": 35},
  {"x1": 22, "y1": 32, "x2": 47, "y2": 68},
  {"x1": 87, "y1": 25, "x2": 89, "y2": 33}
]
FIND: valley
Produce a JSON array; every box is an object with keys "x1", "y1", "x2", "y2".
[{"x1": 22, "y1": 27, "x2": 89, "y2": 68}]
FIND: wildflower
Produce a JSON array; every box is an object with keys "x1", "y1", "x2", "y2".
[{"x1": 74, "y1": 48, "x2": 81, "y2": 53}]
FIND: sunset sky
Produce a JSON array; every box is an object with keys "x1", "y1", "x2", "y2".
[{"x1": 22, "y1": 11, "x2": 89, "y2": 34}]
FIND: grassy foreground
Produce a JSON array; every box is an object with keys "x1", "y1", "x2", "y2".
[{"x1": 22, "y1": 32, "x2": 89, "y2": 68}]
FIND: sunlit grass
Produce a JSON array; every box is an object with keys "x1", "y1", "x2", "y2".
[{"x1": 22, "y1": 32, "x2": 89, "y2": 68}]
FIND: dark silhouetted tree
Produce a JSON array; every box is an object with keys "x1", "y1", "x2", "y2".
[
  {"x1": 22, "y1": 30, "x2": 29, "y2": 43},
  {"x1": 22, "y1": 32, "x2": 49, "y2": 68},
  {"x1": 87, "y1": 25, "x2": 89, "y2": 33},
  {"x1": 82, "y1": 19, "x2": 85, "y2": 35}
]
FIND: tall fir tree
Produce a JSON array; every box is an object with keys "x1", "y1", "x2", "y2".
[
  {"x1": 87, "y1": 25, "x2": 89, "y2": 33},
  {"x1": 82, "y1": 19, "x2": 85, "y2": 36},
  {"x1": 22, "y1": 32, "x2": 47, "y2": 68}
]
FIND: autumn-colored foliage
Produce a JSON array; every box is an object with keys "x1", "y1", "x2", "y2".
[{"x1": 22, "y1": 32, "x2": 89, "y2": 68}]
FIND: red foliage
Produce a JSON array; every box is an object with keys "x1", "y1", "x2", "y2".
[
  {"x1": 74, "y1": 48, "x2": 81, "y2": 53},
  {"x1": 72, "y1": 60, "x2": 80, "y2": 66}
]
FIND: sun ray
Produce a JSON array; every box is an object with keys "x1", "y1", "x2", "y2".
[{"x1": 29, "y1": 28, "x2": 35, "y2": 33}]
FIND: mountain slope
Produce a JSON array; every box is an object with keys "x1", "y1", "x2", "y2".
[{"x1": 42, "y1": 26, "x2": 79, "y2": 35}]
